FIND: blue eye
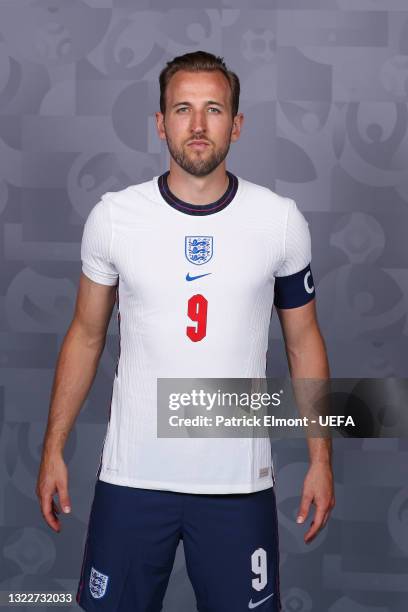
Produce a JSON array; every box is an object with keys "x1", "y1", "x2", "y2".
[{"x1": 176, "y1": 107, "x2": 221, "y2": 113}]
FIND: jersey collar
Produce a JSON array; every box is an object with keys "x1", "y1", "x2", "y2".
[{"x1": 158, "y1": 170, "x2": 238, "y2": 216}]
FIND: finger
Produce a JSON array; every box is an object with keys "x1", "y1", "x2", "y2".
[
  {"x1": 304, "y1": 506, "x2": 326, "y2": 543},
  {"x1": 56, "y1": 482, "x2": 72, "y2": 515},
  {"x1": 305, "y1": 506, "x2": 328, "y2": 542},
  {"x1": 41, "y1": 494, "x2": 61, "y2": 532},
  {"x1": 322, "y1": 511, "x2": 330, "y2": 528},
  {"x1": 297, "y1": 494, "x2": 313, "y2": 524}
]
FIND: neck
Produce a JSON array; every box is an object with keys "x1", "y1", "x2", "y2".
[{"x1": 166, "y1": 165, "x2": 229, "y2": 205}]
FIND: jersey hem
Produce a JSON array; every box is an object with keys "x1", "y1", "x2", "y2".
[
  {"x1": 98, "y1": 471, "x2": 274, "y2": 494},
  {"x1": 82, "y1": 264, "x2": 118, "y2": 286}
]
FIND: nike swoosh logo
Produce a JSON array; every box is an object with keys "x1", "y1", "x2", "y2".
[
  {"x1": 248, "y1": 593, "x2": 274, "y2": 609},
  {"x1": 186, "y1": 272, "x2": 211, "y2": 281}
]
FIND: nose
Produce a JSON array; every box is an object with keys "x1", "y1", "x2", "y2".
[{"x1": 190, "y1": 109, "x2": 207, "y2": 134}]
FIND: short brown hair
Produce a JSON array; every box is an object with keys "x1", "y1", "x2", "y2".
[{"x1": 159, "y1": 50, "x2": 240, "y2": 119}]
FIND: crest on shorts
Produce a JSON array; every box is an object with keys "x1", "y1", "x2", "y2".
[
  {"x1": 185, "y1": 236, "x2": 213, "y2": 265},
  {"x1": 89, "y1": 566, "x2": 109, "y2": 599}
]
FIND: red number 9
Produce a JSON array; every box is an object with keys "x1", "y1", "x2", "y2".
[{"x1": 187, "y1": 294, "x2": 208, "y2": 342}]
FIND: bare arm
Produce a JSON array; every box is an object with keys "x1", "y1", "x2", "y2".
[
  {"x1": 36, "y1": 273, "x2": 117, "y2": 532},
  {"x1": 277, "y1": 298, "x2": 331, "y2": 462},
  {"x1": 276, "y1": 299, "x2": 335, "y2": 543}
]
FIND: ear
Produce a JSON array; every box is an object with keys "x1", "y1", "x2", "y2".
[
  {"x1": 231, "y1": 112, "x2": 244, "y2": 142},
  {"x1": 155, "y1": 111, "x2": 166, "y2": 141}
]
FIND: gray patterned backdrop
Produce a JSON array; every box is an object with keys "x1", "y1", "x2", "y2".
[{"x1": 1, "y1": 1, "x2": 408, "y2": 611}]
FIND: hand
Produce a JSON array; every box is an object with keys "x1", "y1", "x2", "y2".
[
  {"x1": 36, "y1": 451, "x2": 72, "y2": 533},
  {"x1": 296, "y1": 461, "x2": 335, "y2": 544}
]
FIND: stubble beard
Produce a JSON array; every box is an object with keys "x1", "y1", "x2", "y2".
[{"x1": 164, "y1": 125, "x2": 233, "y2": 178}]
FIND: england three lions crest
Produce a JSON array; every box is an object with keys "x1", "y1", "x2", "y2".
[
  {"x1": 89, "y1": 566, "x2": 109, "y2": 599},
  {"x1": 185, "y1": 236, "x2": 213, "y2": 265}
]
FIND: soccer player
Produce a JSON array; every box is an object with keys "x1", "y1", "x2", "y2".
[{"x1": 36, "y1": 50, "x2": 335, "y2": 611}]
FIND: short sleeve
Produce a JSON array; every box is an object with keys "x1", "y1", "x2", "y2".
[
  {"x1": 275, "y1": 198, "x2": 311, "y2": 278},
  {"x1": 81, "y1": 196, "x2": 119, "y2": 286},
  {"x1": 273, "y1": 199, "x2": 315, "y2": 309}
]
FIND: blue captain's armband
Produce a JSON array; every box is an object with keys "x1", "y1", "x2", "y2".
[{"x1": 273, "y1": 263, "x2": 315, "y2": 309}]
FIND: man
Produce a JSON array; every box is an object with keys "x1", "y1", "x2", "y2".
[{"x1": 36, "y1": 50, "x2": 335, "y2": 611}]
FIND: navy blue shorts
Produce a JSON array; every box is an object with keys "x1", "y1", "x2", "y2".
[{"x1": 76, "y1": 480, "x2": 281, "y2": 611}]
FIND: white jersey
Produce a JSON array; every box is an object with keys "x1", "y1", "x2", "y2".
[{"x1": 80, "y1": 170, "x2": 315, "y2": 494}]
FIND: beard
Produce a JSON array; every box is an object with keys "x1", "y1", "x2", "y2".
[{"x1": 164, "y1": 126, "x2": 233, "y2": 177}]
